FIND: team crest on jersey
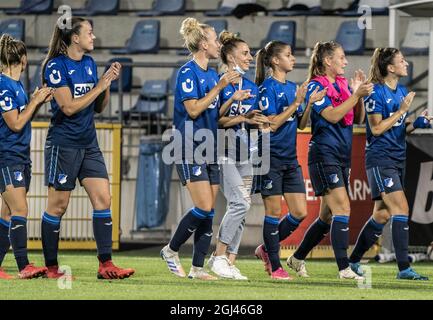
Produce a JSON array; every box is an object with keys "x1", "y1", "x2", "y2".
[
  {"x1": 391, "y1": 112, "x2": 406, "y2": 127},
  {"x1": 14, "y1": 171, "x2": 23, "y2": 182},
  {"x1": 208, "y1": 96, "x2": 219, "y2": 109},
  {"x1": 264, "y1": 180, "x2": 273, "y2": 190},
  {"x1": 384, "y1": 178, "x2": 394, "y2": 188},
  {"x1": 365, "y1": 99, "x2": 375, "y2": 112},
  {"x1": 192, "y1": 166, "x2": 202, "y2": 177},
  {"x1": 259, "y1": 97, "x2": 269, "y2": 110},
  {"x1": 0, "y1": 96, "x2": 13, "y2": 112},
  {"x1": 314, "y1": 97, "x2": 325, "y2": 106},
  {"x1": 182, "y1": 79, "x2": 194, "y2": 93},
  {"x1": 58, "y1": 174, "x2": 68, "y2": 185},
  {"x1": 49, "y1": 70, "x2": 62, "y2": 85},
  {"x1": 329, "y1": 174, "x2": 339, "y2": 184},
  {"x1": 86, "y1": 66, "x2": 93, "y2": 76}
]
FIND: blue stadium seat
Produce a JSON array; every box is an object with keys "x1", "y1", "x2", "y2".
[
  {"x1": 169, "y1": 68, "x2": 179, "y2": 94},
  {"x1": 401, "y1": 20, "x2": 430, "y2": 56},
  {"x1": 73, "y1": 0, "x2": 119, "y2": 16},
  {"x1": 341, "y1": 0, "x2": 389, "y2": 16},
  {"x1": 335, "y1": 20, "x2": 365, "y2": 55},
  {"x1": 400, "y1": 61, "x2": 414, "y2": 87},
  {"x1": 261, "y1": 21, "x2": 296, "y2": 50},
  {"x1": 111, "y1": 20, "x2": 160, "y2": 54},
  {"x1": 105, "y1": 57, "x2": 133, "y2": 93},
  {"x1": 128, "y1": 80, "x2": 168, "y2": 116},
  {"x1": 205, "y1": 2, "x2": 233, "y2": 17},
  {"x1": 0, "y1": 19, "x2": 25, "y2": 41},
  {"x1": 137, "y1": 0, "x2": 185, "y2": 16},
  {"x1": 4, "y1": 0, "x2": 53, "y2": 14}
]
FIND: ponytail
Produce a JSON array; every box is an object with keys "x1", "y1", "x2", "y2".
[
  {"x1": 254, "y1": 40, "x2": 288, "y2": 85},
  {"x1": 307, "y1": 41, "x2": 341, "y2": 82},
  {"x1": 0, "y1": 33, "x2": 27, "y2": 72},
  {"x1": 42, "y1": 17, "x2": 87, "y2": 84},
  {"x1": 368, "y1": 47, "x2": 400, "y2": 84}
]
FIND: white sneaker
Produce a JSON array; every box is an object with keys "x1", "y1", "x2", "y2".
[
  {"x1": 230, "y1": 265, "x2": 248, "y2": 280},
  {"x1": 211, "y1": 255, "x2": 234, "y2": 279},
  {"x1": 287, "y1": 255, "x2": 309, "y2": 278},
  {"x1": 188, "y1": 266, "x2": 218, "y2": 280},
  {"x1": 160, "y1": 244, "x2": 186, "y2": 277},
  {"x1": 339, "y1": 267, "x2": 364, "y2": 280}
]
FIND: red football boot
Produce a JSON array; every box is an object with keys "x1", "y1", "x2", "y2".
[
  {"x1": 44, "y1": 265, "x2": 74, "y2": 280},
  {"x1": 0, "y1": 267, "x2": 14, "y2": 280},
  {"x1": 97, "y1": 260, "x2": 135, "y2": 280},
  {"x1": 254, "y1": 244, "x2": 272, "y2": 275},
  {"x1": 18, "y1": 263, "x2": 47, "y2": 279}
]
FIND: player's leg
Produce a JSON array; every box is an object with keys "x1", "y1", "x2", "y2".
[{"x1": 0, "y1": 199, "x2": 13, "y2": 279}]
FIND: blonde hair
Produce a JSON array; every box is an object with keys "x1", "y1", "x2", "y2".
[
  {"x1": 0, "y1": 34, "x2": 27, "y2": 71},
  {"x1": 307, "y1": 41, "x2": 342, "y2": 82},
  {"x1": 368, "y1": 47, "x2": 400, "y2": 84},
  {"x1": 179, "y1": 18, "x2": 212, "y2": 53},
  {"x1": 218, "y1": 30, "x2": 246, "y2": 65}
]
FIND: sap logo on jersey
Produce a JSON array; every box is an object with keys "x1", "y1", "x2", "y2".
[{"x1": 74, "y1": 83, "x2": 94, "y2": 98}]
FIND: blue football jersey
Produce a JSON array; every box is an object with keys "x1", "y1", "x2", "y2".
[
  {"x1": 220, "y1": 76, "x2": 259, "y2": 161},
  {"x1": 258, "y1": 77, "x2": 302, "y2": 165},
  {"x1": 0, "y1": 74, "x2": 30, "y2": 166},
  {"x1": 44, "y1": 54, "x2": 98, "y2": 148},
  {"x1": 173, "y1": 60, "x2": 220, "y2": 162},
  {"x1": 365, "y1": 83, "x2": 408, "y2": 168},
  {"x1": 307, "y1": 81, "x2": 353, "y2": 167}
]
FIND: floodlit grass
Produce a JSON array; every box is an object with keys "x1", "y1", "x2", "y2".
[{"x1": 1, "y1": 250, "x2": 433, "y2": 300}]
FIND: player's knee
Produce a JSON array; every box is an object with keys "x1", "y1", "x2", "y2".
[{"x1": 93, "y1": 193, "x2": 111, "y2": 210}]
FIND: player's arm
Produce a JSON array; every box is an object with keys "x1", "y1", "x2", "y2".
[
  {"x1": 354, "y1": 98, "x2": 366, "y2": 125},
  {"x1": 94, "y1": 62, "x2": 121, "y2": 113},
  {"x1": 2, "y1": 87, "x2": 53, "y2": 132},
  {"x1": 298, "y1": 86, "x2": 327, "y2": 130},
  {"x1": 184, "y1": 71, "x2": 239, "y2": 119}
]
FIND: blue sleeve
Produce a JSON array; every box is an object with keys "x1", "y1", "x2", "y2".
[
  {"x1": 44, "y1": 59, "x2": 68, "y2": 88},
  {"x1": 306, "y1": 82, "x2": 332, "y2": 114},
  {"x1": 220, "y1": 86, "x2": 234, "y2": 105},
  {"x1": 364, "y1": 90, "x2": 384, "y2": 115},
  {"x1": 92, "y1": 58, "x2": 99, "y2": 82},
  {"x1": 177, "y1": 67, "x2": 199, "y2": 102},
  {"x1": 0, "y1": 88, "x2": 18, "y2": 114},
  {"x1": 258, "y1": 85, "x2": 277, "y2": 116}
]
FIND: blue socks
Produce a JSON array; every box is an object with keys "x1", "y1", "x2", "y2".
[
  {"x1": 263, "y1": 216, "x2": 281, "y2": 272},
  {"x1": 93, "y1": 209, "x2": 113, "y2": 263},
  {"x1": 278, "y1": 213, "x2": 302, "y2": 242},
  {"x1": 350, "y1": 217, "x2": 385, "y2": 264},
  {"x1": 9, "y1": 216, "x2": 29, "y2": 271},
  {"x1": 41, "y1": 211, "x2": 61, "y2": 267},
  {"x1": 192, "y1": 209, "x2": 214, "y2": 268},
  {"x1": 169, "y1": 207, "x2": 209, "y2": 252},
  {"x1": 392, "y1": 215, "x2": 410, "y2": 271},
  {"x1": 294, "y1": 217, "x2": 330, "y2": 260},
  {"x1": 0, "y1": 219, "x2": 10, "y2": 266},
  {"x1": 330, "y1": 215, "x2": 350, "y2": 271}
]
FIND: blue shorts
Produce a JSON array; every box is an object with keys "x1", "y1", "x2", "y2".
[
  {"x1": 259, "y1": 164, "x2": 306, "y2": 197},
  {"x1": 0, "y1": 164, "x2": 31, "y2": 194},
  {"x1": 176, "y1": 162, "x2": 220, "y2": 186},
  {"x1": 308, "y1": 163, "x2": 350, "y2": 197},
  {"x1": 366, "y1": 165, "x2": 405, "y2": 201},
  {"x1": 45, "y1": 144, "x2": 108, "y2": 191}
]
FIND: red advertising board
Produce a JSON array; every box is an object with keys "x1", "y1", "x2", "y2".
[{"x1": 280, "y1": 131, "x2": 374, "y2": 245}]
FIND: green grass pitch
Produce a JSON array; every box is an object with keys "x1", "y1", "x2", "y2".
[{"x1": 1, "y1": 250, "x2": 433, "y2": 300}]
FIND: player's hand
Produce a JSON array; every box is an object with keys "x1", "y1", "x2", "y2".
[
  {"x1": 232, "y1": 89, "x2": 254, "y2": 101},
  {"x1": 350, "y1": 69, "x2": 367, "y2": 93},
  {"x1": 308, "y1": 86, "x2": 327, "y2": 105},
  {"x1": 295, "y1": 81, "x2": 308, "y2": 105},
  {"x1": 413, "y1": 109, "x2": 432, "y2": 129},
  {"x1": 218, "y1": 71, "x2": 241, "y2": 89},
  {"x1": 32, "y1": 85, "x2": 55, "y2": 104},
  {"x1": 107, "y1": 62, "x2": 122, "y2": 81},
  {"x1": 353, "y1": 82, "x2": 374, "y2": 99},
  {"x1": 400, "y1": 91, "x2": 416, "y2": 114},
  {"x1": 97, "y1": 70, "x2": 115, "y2": 91}
]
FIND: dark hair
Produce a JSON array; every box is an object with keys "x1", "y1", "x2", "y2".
[
  {"x1": 42, "y1": 17, "x2": 89, "y2": 84},
  {"x1": 255, "y1": 40, "x2": 288, "y2": 85},
  {"x1": 219, "y1": 30, "x2": 247, "y2": 65},
  {"x1": 0, "y1": 34, "x2": 27, "y2": 71},
  {"x1": 368, "y1": 47, "x2": 401, "y2": 84},
  {"x1": 307, "y1": 41, "x2": 342, "y2": 82}
]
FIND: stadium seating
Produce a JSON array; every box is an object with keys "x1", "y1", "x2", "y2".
[
  {"x1": 261, "y1": 21, "x2": 297, "y2": 50},
  {"x1": 105, "y1": 57, "x2": 133, "y2": 93},
  {"x1": 335, "y1": 20, "x2": 365, "y2": 55},
  {"x1": 204, "y1": 1, "x2": 234, "y2": 17},
  {"x1": 168, "y1": 67, "x2": 179, "y2": 94},
  {"x1": 73, "y1": 0, "x2": 120, "y2": 16},
  {"x1": 4, "y1": 0, "x2": 53, "y2": 14},
  {"x1": 341, "y1": 0, "x2": 389, "y2": 16},
  {"x1": 401, "y1": 19, "x2": 430, "y2": 56},
  {"x1": 137, "y1": 0, "x2": 185, "y2": 16},
  {"x1": 206, "y1": 19, "x2": 229, "y2": 36},
  {"x1": 0, "y1": 18, "x2": 25, "y2": 41},
  {"x1": 111, "y1": 20, "x2": 160, "y2": 54}
]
